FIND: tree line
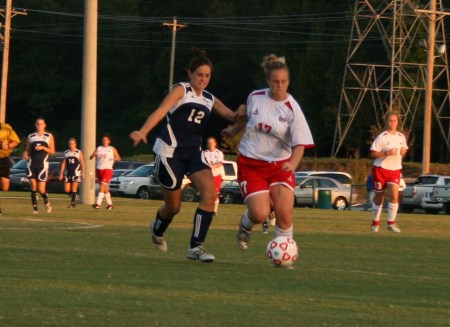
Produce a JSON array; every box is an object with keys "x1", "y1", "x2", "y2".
[{"x1": 5, "y1": 0, "x2": 448, "y2": 162}]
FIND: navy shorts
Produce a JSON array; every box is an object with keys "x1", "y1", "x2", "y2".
[
  {"x1": 154, "y1": 150, "x2": 210, "y2": 190},
  {"x1": 0, "y1": 157, "x2": 11, "y2": 178},
  {"x1": 27, "y1": 166, "x2": 48, "y2": 182}
]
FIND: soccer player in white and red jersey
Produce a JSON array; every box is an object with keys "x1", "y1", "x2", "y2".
[
  {"x1": 203, "y1": 137, "x2": 224, "y2": 215},
  {"x1": 90, "y1": 134, "x2": 121, "y2": 209},
  {"x1": 370, "y1": 112, "x2": 408, "y2": 233},
  {"x1": 224, "y1": 54, "x2": 314, "y2": 257}
]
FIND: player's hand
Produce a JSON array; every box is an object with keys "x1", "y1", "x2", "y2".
[
  {"x1": 281, "y1": 162, "x2": 295, "y2": 172},
  {"x1": 129, "y1": 131, "x2": 147, "y2": 147}
]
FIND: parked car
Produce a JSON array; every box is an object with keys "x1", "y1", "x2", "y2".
[
  {"x1": 220, "y1": 179, "x2": 243, "y2": 204},
  {"x1": 294, "y1": 176, "x2": 358, "y2": 210},
  {"x1": 402, "y1": 174, "x2": 450, "y2": 214},
  {"x1": 295, "y1": 171, "x2": 353, "y2": 186},
  {"x1": 10, "y1": 159, "x2": 29, "y2": 175},
  {"x1": 113, "y1": 160, "x2": 145, "y2": 170},
  {"x1": 114, "y1": 164, "x2": 154, "y2": 199}
]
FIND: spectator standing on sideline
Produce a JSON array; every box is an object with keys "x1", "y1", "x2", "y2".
[
  {"x1": 223, "y1": 54, "x2": 314, "y2": 263},
  {"x1": 129, "y1": 48, "x2": 243, "y2": 262},
  {"x1": 363, "y1": 173, "x2": 374, "y2": 211},
  {"x1": 59, "y1": 138, "x2": 85, "y2": 208},
  {"x1": 0, "y1": 122, "x2": 21, "y2": 215},
  {"x1": 23, "y1": 117, "x2": 55, "y2": 214},
  {"x1": 203, "y1": 136, "x2": 224, "y2": 215},
  {"x1": 90, "y1": 134, "x2": 121, "y2": 210},
  {"x1": 369, "y1": 111, "x2": 408, "y2": 233}
]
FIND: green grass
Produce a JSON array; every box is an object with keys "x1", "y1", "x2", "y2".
[{"x1": 0, "y1": 193, "x2": 449, "y2": 327}]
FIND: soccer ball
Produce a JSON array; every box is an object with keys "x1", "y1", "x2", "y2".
[{"x1": 266, "y1": 236, "x2": 299, "y2": 267}]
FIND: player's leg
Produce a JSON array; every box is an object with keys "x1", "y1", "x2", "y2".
[
  {"x1": 270, "y1": 184, "x2": 295, "y2": 239},
  {"x1": 386, "y1": 182, "x2": 401, "y2": 232},
  {"x1": 29, "y1": 174, "x2": 39, "y2": 213},
  {"x1": 69, "y1": 180, "x2": 78, "y2": 207},
  {"x1": 149, "y1": 155, "x2": 183, "y2": 252}
]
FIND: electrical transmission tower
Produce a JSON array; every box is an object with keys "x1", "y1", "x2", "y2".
[{"x1": 332, "y1": 0, "x2": 450, "y2": 162}]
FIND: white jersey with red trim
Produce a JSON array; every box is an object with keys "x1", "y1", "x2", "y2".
[
  {"x1": 203, "y1": 149, "x2": 224, "y2": 176},
  {"x1": 238, "y1": 89, "x2": 314, "y2": 162},
  {"x1": 95, "y1": 146, "x2": 115, "y2": 170},
  {"x1": 370, "y1": 131, "x2": 407, "y2": 170}
]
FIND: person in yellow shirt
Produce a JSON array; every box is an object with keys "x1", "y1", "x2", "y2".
[{"x1": 0, "y1": 123, "x2": 21, "y2": 215}]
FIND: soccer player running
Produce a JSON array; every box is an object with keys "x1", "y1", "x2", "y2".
[
  {"x1": 90, "y1": 134, "x2": 121, "y2": 210},
  {"x1": 129, "y1": 48, "x2": 243, "y2": 262},
  {"x1": 369, "y1": 111, "x2": 408, "y2": 233},
  {"x1": 23, "y1": 117, "x2": 55, "y2": 214},
  {"x1": 203, "y1": 136, "x2": 224, "y2": 215},
  {"x1": 59, "y1": 138, "x2": 85, "y2": 208},
  {"x1": 0, "y1": 122, "x2": 21, "y2": 215},
  {"x1": 223, "y1": 54, "x2": 314, "y2": 260}
]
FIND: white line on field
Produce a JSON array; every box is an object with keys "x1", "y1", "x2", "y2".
[{"x1": 0, "y1": 217, "x2": 103, "y2": 230}]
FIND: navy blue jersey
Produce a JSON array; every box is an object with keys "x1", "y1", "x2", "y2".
[
  {"x1": 64, "y1": 149, "x2": 82, "y2": 177},
  {"x1": 28, "y1": 132, "x2": 52, "y2": 168},
  {"x1": 153, "y1": 82, "x2": 214, "y2": 158}
]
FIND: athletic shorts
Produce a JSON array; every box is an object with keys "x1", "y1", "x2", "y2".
[
  {"x1": 213, "y1": 174, "x2": 222, "y2": 193},
  {"x1": 97, "y1": 169, "x2": 113, "y2": 184},
  {"x1": 0, "y1": 157, "x2": 11, "y2": 178},
  {"x1": 372, "y1": 166, "x2": 401, "y2": 191},
  {"x1": 237, "y1": 155, "x2": 295, "y2": 202},
  {"x1": 154, "y1": 150, "x2": 209, "y2": 190},
  {"x1": 27, "y1": 166, "x2": 48, "y2": 182},
  {"x1": 64, "y1": 174, "x2": 81, "y2": 183}
]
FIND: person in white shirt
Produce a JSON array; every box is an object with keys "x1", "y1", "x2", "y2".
[
  {"x1": 89, "y1": 134, "x2": 121, "y2": 209},
  {"x1": 203, "y1": 137, "x2": 224, "y2": 215},
  {"x1": 369, "y1": 111, "x2": 408, "y2": 233},
  {"x1": 223, "y1": 54, "x2": 314, "y2": 261}
]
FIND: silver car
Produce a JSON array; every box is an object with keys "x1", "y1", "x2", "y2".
[{"x1": 294, "y1": 176, "x2": 358, "y2": 210}]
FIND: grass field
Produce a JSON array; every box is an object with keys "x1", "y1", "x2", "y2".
[{"x1": 0, "y1": 193, "x2": 449, "y2": 327}]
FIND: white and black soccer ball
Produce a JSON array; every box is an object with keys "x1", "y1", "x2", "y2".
[{"x1": 266, "y1": 236, "x2": 298, "y2": 267}]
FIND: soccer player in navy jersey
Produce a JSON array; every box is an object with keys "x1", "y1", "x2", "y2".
[
  {"x1": 130, "y1": 48, "x2": 243, "y2": 262},
  {"x1": 23, "y1": 117, "x2": 55, "y2": 214}
]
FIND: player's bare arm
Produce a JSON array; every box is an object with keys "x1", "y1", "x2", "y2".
[
  {"x1": 130, "y1": 85, "x2": 185, "y2": 146},
  {"x1": 281, "y1": 145, "x2": 305, "y2": 172}
]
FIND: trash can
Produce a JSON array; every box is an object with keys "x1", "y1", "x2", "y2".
[{"x1": 317, "y1": 190, "x2": 332, "y2": 209}]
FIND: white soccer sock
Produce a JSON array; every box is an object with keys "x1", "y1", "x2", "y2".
[
  {"x1": 241, "y1": 210, "x2": 254, "y2": 231},
  {"x1": 274, "y1": 225, "x2": 293, "y2": 238},
  {"x1": 372, "y1": 203, "x2": 382, "y2": 224},
  {"x1": 387, "y1": 202, "x2": 399, "y2": 223},
  {"x1": 105, "y1": 192, "x2": 112, "y2": 206},
  {"x1": 96, "y1": 192, "x2": 105, "y2": 206}
]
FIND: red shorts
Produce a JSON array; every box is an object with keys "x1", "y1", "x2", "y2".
[
  {"x1": 97, "y1": 169, "x2": 113, "y2": 184},
  {"x1": 237, "y1": 155, "x2": 295, "y2": 202},
  {"x1": 372, "y1": 166, "x2": 401, "y2": 191},
  {"x1": 213, "y1": 175, "x2": 222, "y2": 193}
]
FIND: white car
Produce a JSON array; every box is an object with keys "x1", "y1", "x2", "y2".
[{"x1": 115, "y1": 164, "x2": 154, "y2": 199}]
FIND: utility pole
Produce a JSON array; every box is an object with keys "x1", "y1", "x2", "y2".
[
  {"x1": 80, "y1": 0, "x2": 98, "y2": 205},
  {"x1": 416, "y1": 1, "x2": 450, "y2": 174},
  {"x1": 163, "y1": 17, "x2": 186, "y2": 91},
  {"x1": 0, "y1": 0, "x2": 27, "y2": 123}
]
